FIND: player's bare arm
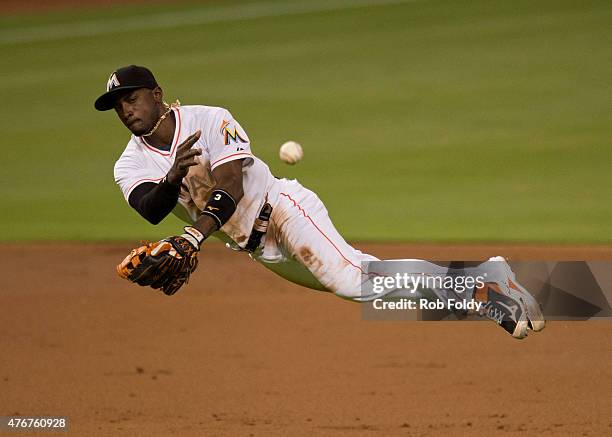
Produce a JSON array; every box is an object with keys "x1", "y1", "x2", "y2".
[{"x1": 191, "y1": 159, "x2": 245, "y2": 239}]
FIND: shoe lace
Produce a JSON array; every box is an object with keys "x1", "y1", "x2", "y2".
[{"x1": 484, "y1": 303, "x2": 505, "y2": 324}]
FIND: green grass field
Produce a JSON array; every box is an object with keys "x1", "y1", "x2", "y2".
[{"x1": 1, "y1": 0, "x2": 611, "y2": 243}]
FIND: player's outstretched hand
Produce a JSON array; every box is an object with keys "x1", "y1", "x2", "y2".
[
  {"x1": 166, "y1": 130, "x2": 202, "y2": 185},
  {"x1": 117, "y1": 227, "x2": 205, "y2": 296}
]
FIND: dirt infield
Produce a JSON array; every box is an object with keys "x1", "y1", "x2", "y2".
[{"x1": 1, "y1": 242, "x2": 611, "y2": 436}]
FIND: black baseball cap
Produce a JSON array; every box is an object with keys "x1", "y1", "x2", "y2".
[{"x1": 94, "y1": 65, "x2": 159, "y2": 111}]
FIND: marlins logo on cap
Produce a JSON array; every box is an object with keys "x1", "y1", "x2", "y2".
[
  {"x1": 94, "y1": 65, "x2": 159, "y2": 111},
  {"x1": 106, "y1": 73, "x2": 120, "y2": 92}
]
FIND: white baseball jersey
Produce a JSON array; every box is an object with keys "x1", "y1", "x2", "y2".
[
  {"x1": 114, "y1": 105, "x2": 276, "y2": 248},
  {"x1": 113, "y1": 104, "x2": 378, "y2": 296}
]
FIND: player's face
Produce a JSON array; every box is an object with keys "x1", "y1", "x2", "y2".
[{"x1": 113, "y1": 88, "x2": 160, "y2": 136}]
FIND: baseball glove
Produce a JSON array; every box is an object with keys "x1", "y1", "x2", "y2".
[{"x1": 117, "y1": 227, "x2": 205, "y2": 295}]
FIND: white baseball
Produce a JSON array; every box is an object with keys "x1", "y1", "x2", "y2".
[{"x1": 279, "y1": 141, "x2": 303, "y2": 165}]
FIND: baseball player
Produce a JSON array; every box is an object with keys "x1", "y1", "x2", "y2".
[{"x1": 95, "y1": 65, "x2": 545, "y2": 339}]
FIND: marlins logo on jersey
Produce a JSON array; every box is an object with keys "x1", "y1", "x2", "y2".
[{"x1": 220, "y1": 119, "x2": 248, "y2": 147}]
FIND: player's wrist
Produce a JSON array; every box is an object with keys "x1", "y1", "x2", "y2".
[
  {"x1": 164, "y1": 172, "x2": 181, "y2": 187},
  {"x1": 181, "y1": 226, "x2": 206, "y2": 250}
]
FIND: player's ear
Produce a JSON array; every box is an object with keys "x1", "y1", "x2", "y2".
[{"x1": 152, "y1": 87, "x2": 163, "y2": 104}]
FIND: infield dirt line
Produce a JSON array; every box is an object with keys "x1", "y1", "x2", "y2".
[{"x1": 2, "y1": 241, "x2": 612, "y2": 260}]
